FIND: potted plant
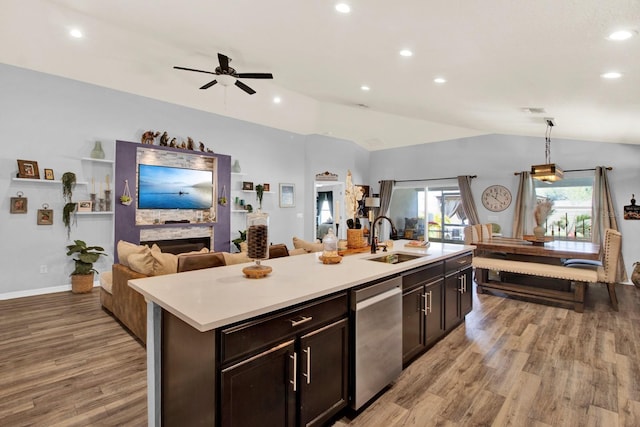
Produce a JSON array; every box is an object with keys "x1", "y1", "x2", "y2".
[
  {"x1": 66, "y1": 239, "x2": 107, "y2": 293},
  {"x1": 61, "y1": 172, "x2": 77, "y2": 237},
  {"x1": 255, "y1": 184, "x2": 264, "y2": 209},
  {"x1": 232, "y1": 230, "x2": 247, "y2": 252}
]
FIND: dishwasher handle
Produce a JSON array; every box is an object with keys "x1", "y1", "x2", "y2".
[{"x1": 355, "y1": 287, "x2": 401, "y2": 311}]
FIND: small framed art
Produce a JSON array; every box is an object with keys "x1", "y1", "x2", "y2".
[
  {"x1": 279, "y1": 183, "x2": 295, "y2": 208},
  {"x1": 17, "y1": 159, "x2": 40, "y2": 179},
  {"x1": 242, "y1": 181, "x2": 254, "y2": 191},
  {"x1": 263, "y1": 183, "x2": 270, "y2": 192},
  {"x1": 10, "y1": 195, "x2": 28, "y2": 213},
  {"x1": 37, "y1": 208, "x2": 53, "y2": 225},
  {"x1": 77, "y1": 200, "x2": 93, "y2": 212},
  {"x1": 44, "y1": 168, "x2": 55, "y2": 180}
]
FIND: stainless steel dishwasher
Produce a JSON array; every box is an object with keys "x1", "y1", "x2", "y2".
[{"x1": 351, "y1": 275, "x2": 403, "y2": 410}]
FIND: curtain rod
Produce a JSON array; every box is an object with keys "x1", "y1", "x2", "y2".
[
  {"x1": 513, "y1": 167, "x2": 612, "y2": 175},
  {"x1": 381, "y1": 175, "x2": 477, "y2": 183}
]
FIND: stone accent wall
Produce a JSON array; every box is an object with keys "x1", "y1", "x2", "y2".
[{"x1": 140, "y1": 226, "x2": 213, "y2": 247}]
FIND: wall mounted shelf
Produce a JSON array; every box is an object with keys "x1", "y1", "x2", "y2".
[{"x1": 12, "y1": 177, "x2": 89, "y2": 185}]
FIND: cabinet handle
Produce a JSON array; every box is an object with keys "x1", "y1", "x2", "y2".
[
  {"x1": 463, "y1": 275, "x2": 467, "y2": 293},
  {"x1": 421, "y1": 293, "x2": 427, "y2": 314},
  {"x1": 290, "y1": 352, "x2": 297, "y2": 392},
  {"x1": 303, "y1": 346, "x2": 311, "y2": 384},
  {"x1": 289, "y1": 315, "x2": 313, "y2": 327},
  {"x1": 428, "y1": 290, "x2": 433, "y2": 313},
  {"x1": 458, "y1": 276, "x2": 464, "y2": 293}
]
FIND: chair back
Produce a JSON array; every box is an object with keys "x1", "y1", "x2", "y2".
[
  {"x1": 177, "y1": 252, "x2": 226, "y2": 272},
  {"x1": 464, "y1": 224, "x2": 493, "y2": 245},
  {"x1": 269, "y1": 244, "x2": 290, "y2": 259},
  {"x1": 597, "y1": 228, "x2": 621, "y2": 284}
]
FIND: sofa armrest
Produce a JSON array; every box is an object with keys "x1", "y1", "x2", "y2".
[{"x1": 112, "y1": 263, "x2": 149, "y2": 344}]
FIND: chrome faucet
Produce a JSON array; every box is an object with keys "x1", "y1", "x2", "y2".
[{"x1": 370, "y1": 215, "x2": 397, "y2": 253}]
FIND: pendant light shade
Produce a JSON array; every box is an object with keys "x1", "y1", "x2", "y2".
[{"x1": 532, "y1": 119, "x2": 563, "y2": 182}]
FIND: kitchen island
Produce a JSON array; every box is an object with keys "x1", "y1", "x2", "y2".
[{"x1": 130, "y1": 240, "x2": 474, "y2": 426}]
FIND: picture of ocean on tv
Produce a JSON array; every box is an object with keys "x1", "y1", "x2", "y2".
[{"x1": 138, "y1": 164, "x2": 213, "y2": 209}]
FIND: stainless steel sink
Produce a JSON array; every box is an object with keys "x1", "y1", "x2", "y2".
[{"x1": 366, "y1": 252, "x2": 425, "y2": 264}]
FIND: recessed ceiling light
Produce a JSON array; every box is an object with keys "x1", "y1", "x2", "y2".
[
  {"x1": 273, "y1": 96, "x2": 282, "y2": 104},
  {"x1": 335, "y1": 3, "x2": 350, "y2": 13},
  {"x1": 360, "y1": 85, "x2": 370, "y2": 91},
  {"x1": 69, "y1": 28, "x2": 83, "y2": 38},
  {"x1": 607, "y1": 30, "x2": 634, "y2": 41},
  {"x1": 433, "y1": 77, "x2": 446, "y2": 84},
  {"x1": 601, "y1": 71, "x2": 622, "y2": 79},
  {"x1": 399, "y1": 49, "x2": 413, "y2": 57}
]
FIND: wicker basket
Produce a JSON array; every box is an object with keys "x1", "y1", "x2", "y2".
[
  {"x1": 347, "y1": 228, "x2": 366, "y2": 249},
  {"x1": 71, "y1": 273, "x2": 94, "y2": 294}
]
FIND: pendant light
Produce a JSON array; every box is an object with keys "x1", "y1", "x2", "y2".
[{"x1": 531, "y1": 118, "x2": 563, "y2": 182}]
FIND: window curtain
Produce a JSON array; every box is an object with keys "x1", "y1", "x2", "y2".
[
  {"x1": 457, "y1": 175, "x2": 480, "y2": 225},
  {"x1": 377, "y1": 180, "x2": 395, "y2": 237},
  {"x1": 316, "y1": 191, "x2": 333, "y2": 223},
  {"x1": 592, "y1": 166, "x2": 627, "y2": 282},
  {"x1": 512, "y1": 171, "x2": 535, "y2": 239}
]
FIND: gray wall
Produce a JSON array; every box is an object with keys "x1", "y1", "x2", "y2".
[
  {"x1": 369, "y1": 134, "x2": 640, "y2": 278},
  {"x1": 1, "y1": 63, "x2": 637, "y2": 297}
]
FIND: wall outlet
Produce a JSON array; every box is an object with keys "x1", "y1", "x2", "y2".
[{"x1": 40, "y1": 265, "x2": 48, "y2": 274}]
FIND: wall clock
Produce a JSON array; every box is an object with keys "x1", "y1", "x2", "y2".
[{"x1": 481, "y1": 185, "x2": 512, "y2": 212}]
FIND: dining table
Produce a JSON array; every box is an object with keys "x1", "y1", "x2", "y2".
[{"x1": 473, "y1": 237, "x2": 601, "y2": 264}]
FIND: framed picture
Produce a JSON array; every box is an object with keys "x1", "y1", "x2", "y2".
[
  {"x1": 10, "y1": 196, "x2": 28, "y2": 213},
  {"x1": 242, "y1": 181, "x2": 254, "y2": 191},
  {"x1": 37, "y1": 209, "x2": 53, "y2": 225},
  {"x1": 263, "y1": 183, "x2": 270, "y2": 192},
  {"x1": 77, "y1": 200, "x2": 93, "y2": 212},
  {"x1": 44, "y1": 168, "x2": 55, "y2": 180},
  {"x1": 279, "y1": 183, "x2": 295, "y2": 208},
  {"x1": 17, "y1": 159, "x2": 40, "y2": 179}
]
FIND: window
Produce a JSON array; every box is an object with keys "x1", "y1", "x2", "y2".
[
  {"x1": 388, "y1": 185, "x2": 468, "y2": 243},
  {"x1": 534, "y1": 176, "x2": 593, "y2": 240}
]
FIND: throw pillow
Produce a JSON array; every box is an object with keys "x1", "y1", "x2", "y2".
[
  {"x1": 223, "y1": 252, "x2": 252, "y2": 265},
  {"x1": 127, "y1": 251, "x2": 155, "y2": 276},
  {"x1": 289, "y1": 248, "x2": 308, "y2": 256},
  {"x1": 292, "y1": 237, "x2": 323, "y2": 253},
  {"x1": 117, "y1": 240, "x2": 149, "y2": 267}
]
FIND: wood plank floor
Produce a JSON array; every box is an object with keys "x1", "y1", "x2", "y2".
[{"x1": 1, "y1": 282, "x2": 638, "y2": 426}]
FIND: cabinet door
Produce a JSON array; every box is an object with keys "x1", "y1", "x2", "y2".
[
  {"x1": 424, "y1": 279, "x2": 445, "y2": 345},
  {"x1": 220, "y1": 340, "x2": 296, "y2": 427},
  {"x1": 299, "y1": 318, "x2": 349, "y2": 427},
  {"x1": 444, "y1": 272, "x2": 462, "y2": 331},
  {"x1": 402, "y1": 285, "x2": 425, "y2": 364},
  {"x1": 459, "y1": 266, "x2": 473, "y2": 317}
]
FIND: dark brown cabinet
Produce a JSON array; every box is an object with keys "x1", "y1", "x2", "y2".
[
  {"x1": 444, "y1": 253, "x2": 473, "y2": 331},
  {"x1": 219, "y1": 293, "x2": 349, "y2": 427},
  {"x1": 402, "y1": 262, "x2": 445, "y2": 365}
]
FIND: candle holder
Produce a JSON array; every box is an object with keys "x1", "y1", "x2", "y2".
[
  {"x1": 90, "y1": 193, "x2": 97, "y2": 212},
  {"x1": 104, "y1": 190, "x2": 112, "y2": 212}
]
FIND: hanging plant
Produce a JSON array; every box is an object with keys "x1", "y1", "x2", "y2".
[
  {"x1": 218, "y1": 184, "x2": 227, "y2": 206},
  {"x1": 61, "y1": 172, "x2": 77, "y2": 238},
  {"x1": 120, "y1": 179, "x2": 132, "y2": 205}
]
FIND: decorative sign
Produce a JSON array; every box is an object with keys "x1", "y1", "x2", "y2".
[
  {"x1": 624, "y1": 194, "x2": 640, "y2": 220},
  {"x1": 315, "y1": 171, "x2": 338, "y2": 181}
]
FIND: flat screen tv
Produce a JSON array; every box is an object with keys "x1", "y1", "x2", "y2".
[{"x1": 137, "y1": 164, "x2": 213, "y2": 209}]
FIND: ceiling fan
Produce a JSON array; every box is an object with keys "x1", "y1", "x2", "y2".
[{"x1": 174, "y1": 53, "x2": 273, "y2": 95}]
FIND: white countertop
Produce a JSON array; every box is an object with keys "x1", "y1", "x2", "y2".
[{"x1": 129, "y1": 240, "x2": 474, "y2": 332}]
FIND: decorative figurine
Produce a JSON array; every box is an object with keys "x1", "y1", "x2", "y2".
[
  {"x1": 159, "y1": 131, "x2": 169, "y2": 146},
  {"x1": 187, "y1": 137, "x2": 195, "y2": 150},
  {"x1": 169, "y1": 138, "x2": 177, "y2": 147},
  {"x1": 141, "y1": 130, "x2": 159, "y2": 144}
]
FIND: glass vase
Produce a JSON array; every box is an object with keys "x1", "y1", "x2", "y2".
[{"x1": 90, "y1": 141, "x2": 105, "y2": 159}]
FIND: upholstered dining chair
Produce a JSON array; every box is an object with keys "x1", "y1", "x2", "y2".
[
  {"x1": 268, "y1": 243, "x2": 290, "y2": 259},
  {"x1": 177, "y1": 252, "x2": 226, "y2": 272},
  {"x1": 566, "y1": 228, "x2": 621, "y2": 311}
]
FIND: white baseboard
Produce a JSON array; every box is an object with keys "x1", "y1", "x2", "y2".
[{"x1": 0, "y1": 282, "x2": 99, "y2": 300}]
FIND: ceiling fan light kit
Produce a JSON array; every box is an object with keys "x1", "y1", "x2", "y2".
[
  {"x1": 174, "y1": 53, "x2": 273, "y2": 95},
  {"x1": 531, "y1": 118, "x2": 563, "y2": 182}
]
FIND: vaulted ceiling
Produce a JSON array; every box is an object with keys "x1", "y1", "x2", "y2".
[{"x1": 2, "y1": 0, "x2": 639, "y2": 150}]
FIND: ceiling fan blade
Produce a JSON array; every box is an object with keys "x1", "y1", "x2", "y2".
[
  {"x1": 235, "y1": 80, "x2": 256, "y2": 95},
  {"x1": 200, "y1": 80, "x2": 218, "y2": 90},
  {"x1": 174, "y1": 66, "x2": 217, "y2": 75},
  {"x1": 237, "y1": 73, "x2": 274, "y2": 79},
  {"x1": 218, "y1": 53, "x2": 230, "y2": 72}
]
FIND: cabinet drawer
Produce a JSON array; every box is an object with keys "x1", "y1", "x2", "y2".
[
  {"x1": 220, "y1": 292, "x2": 348, "y2": 365},
  {"x1": 402, "y1": 262, "x2": 443, "y2": 290},
  {"x1": 445, "y1": 253, "x2": 472, "y2": 274}
]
